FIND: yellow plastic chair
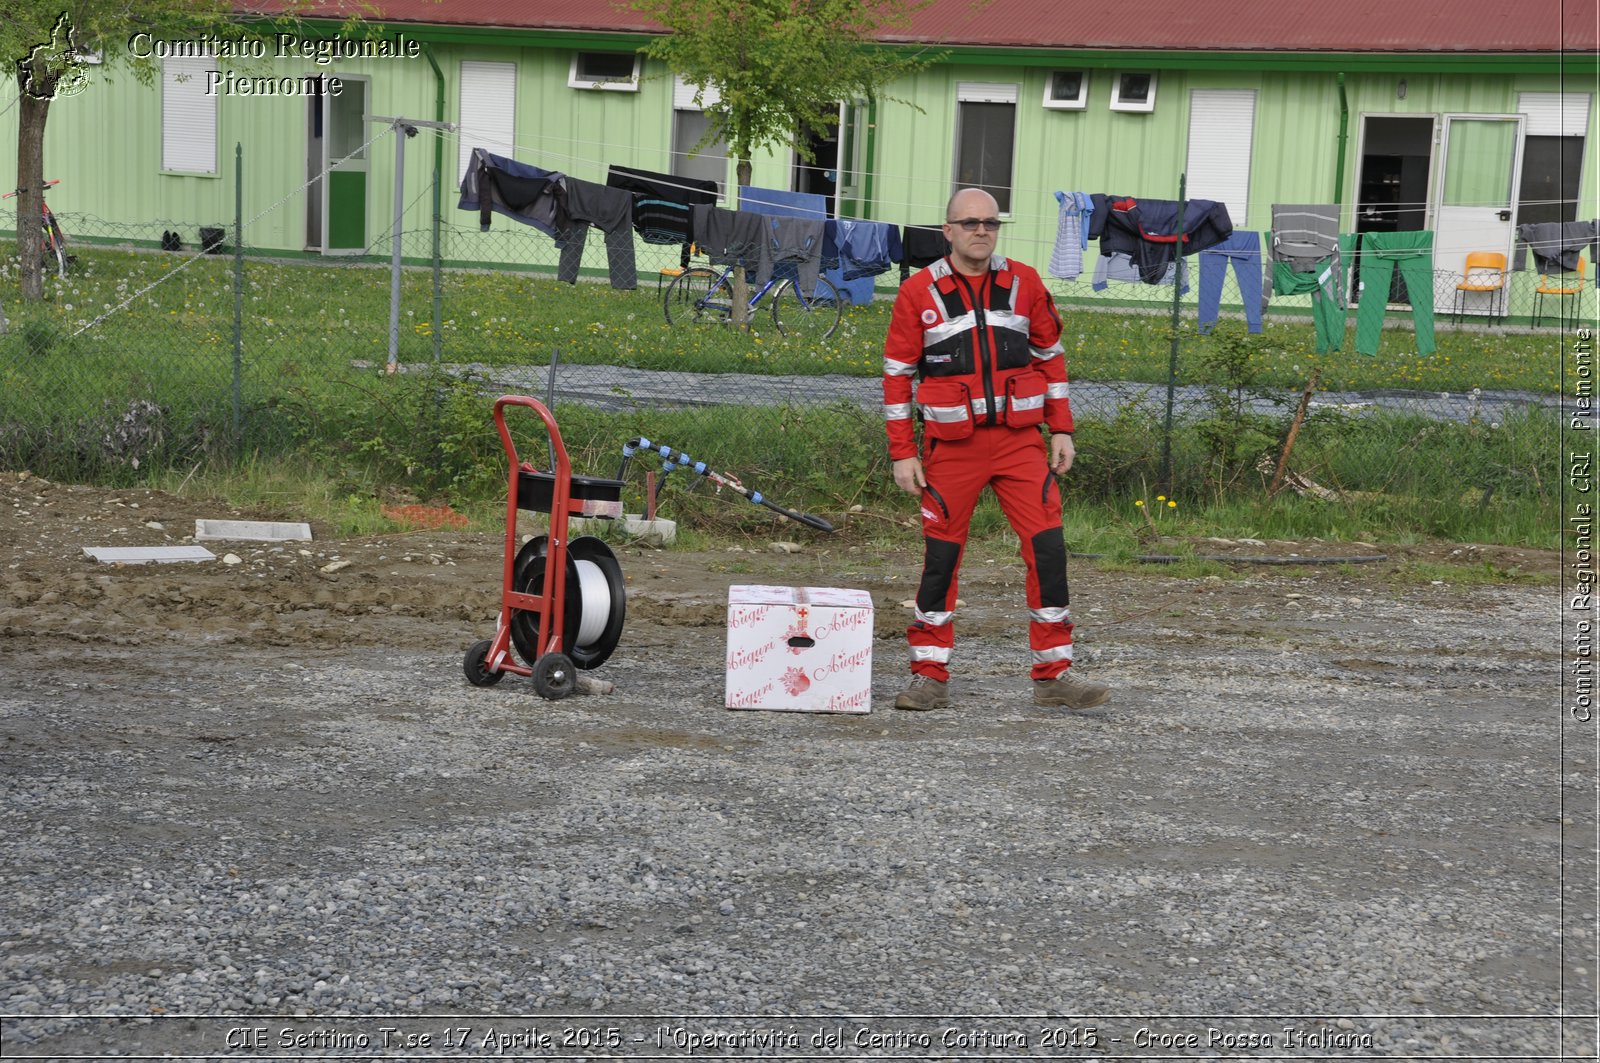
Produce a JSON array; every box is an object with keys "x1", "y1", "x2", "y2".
[
  {"x1": 1534, "y1": 255, "x2": 1588, "y2": 328},
  {"x1": 1451, "y1": 251, "x2": 1507, "y2": 324}
]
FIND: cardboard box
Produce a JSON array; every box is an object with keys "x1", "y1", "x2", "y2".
[{"x1": 725, "y1": 585, "x2": 874, "y2": 713}]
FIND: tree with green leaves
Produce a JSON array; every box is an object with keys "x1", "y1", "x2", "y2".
[
  {"x1": 631, "y1": 0, "x2": 936, "y2": 194},
  {"x1": 3, "y1": 2, "x2": 310, "y2": 301}
]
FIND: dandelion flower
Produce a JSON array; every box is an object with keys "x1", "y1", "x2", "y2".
[
  {"x1": 1167, "y1": 500, "x2": 1177, "y2": 508},
  {"x1": 1134, "y1": 500, "x2": 1145, "y2": 507},
  {"x1": 1156, "y1": 495, "x2": 1166, "y2": 501}
]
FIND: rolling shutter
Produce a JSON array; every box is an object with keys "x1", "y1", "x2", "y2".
[
  {"x1": 1185, "y1": 89, "x2": 1256, "y2": 226},
  {"x1": 161, "y1": 56, "x2": 217, "y2": 174},
  {"x1": 1518, "y1": 92, "x2": 1592, "y2": 137},
  {"x1": 459, "y1": 61, "x2": 517, "y2": 182}
]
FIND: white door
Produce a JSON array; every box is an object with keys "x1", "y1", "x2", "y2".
[
  {"x1": 321, "y1": 77, "x2": 369, "y2": 255},
  {"x1": 1432, "y1": 113, "x2": 1525, "y2": 315}
]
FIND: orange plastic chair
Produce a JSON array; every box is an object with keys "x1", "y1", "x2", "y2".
[
  {"x1": 657, "y1": 242, "x2": 702, "y2": 292},
  {"x1": 1534, "y1": 256, "x2": 1588, "y2": 328},
  {"x1": 1451, "y1": 251, "x2": 1507, "y2": 324}
]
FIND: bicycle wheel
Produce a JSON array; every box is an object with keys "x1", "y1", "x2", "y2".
[
  {"x1": 663, "y1": 267, "x2": 733, "y2": 327},
  {"x1": 771, "y1": 275, "x2": 843, "y2": 341},
  {"x1": 44, "y1": 214, "x2": 67, "y2": 278}
]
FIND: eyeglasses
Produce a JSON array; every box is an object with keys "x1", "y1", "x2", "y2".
[{"x1": 946, "y1": 217, "x2": 1003, "y2": 232}]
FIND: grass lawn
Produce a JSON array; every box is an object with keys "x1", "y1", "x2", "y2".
[{"x1": 1, "y1": 246, "x2": 1568, "y2": 398}]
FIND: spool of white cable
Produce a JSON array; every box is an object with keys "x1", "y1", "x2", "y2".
[{"x1": 573, "y1": 558, "x2": 612, "y2": 647}]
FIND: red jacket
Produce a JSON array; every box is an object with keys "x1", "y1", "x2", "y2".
[{"x1": 883, "y1": 255, "x2": 1073, "y2": 460}]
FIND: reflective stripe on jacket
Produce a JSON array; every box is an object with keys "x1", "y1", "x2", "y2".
[{"x1": 883, "y1": 255, "x2": 1072, "y2": 460}]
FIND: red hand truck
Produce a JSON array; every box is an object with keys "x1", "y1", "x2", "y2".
[{"x1": 464, "y1": 396, "x2": 627, "y2": 699}]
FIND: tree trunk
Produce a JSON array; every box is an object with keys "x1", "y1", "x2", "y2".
[
  {"x1": 15, "y1": 77, "x2": 53, "y2": 302},
  {"x1": 730, "y1": 155, "x2": 754, "y2": 327}
]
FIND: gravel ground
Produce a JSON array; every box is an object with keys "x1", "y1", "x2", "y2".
[{"x1": 0, "y1": 472, "x2": 1592, "y2": 1059}]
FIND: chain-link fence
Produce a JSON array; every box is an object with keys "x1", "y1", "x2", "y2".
[{"x1": 0, "y1": 169, "x2": 1579, "y2": 537}]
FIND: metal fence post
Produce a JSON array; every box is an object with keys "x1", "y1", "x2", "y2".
[
  {"x1": 1160, "y1": 172, "x2": 1187, "y2": 490},
  {"x1": 387, "y1": 123, "x2": 407, "y2": 373},
  {"x1": 232, "y1": 142, "x2": 244, "y2": 454}
]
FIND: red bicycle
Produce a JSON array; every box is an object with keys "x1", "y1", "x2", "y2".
[{"x1": 3, "y1": 179, "x2": 70, "y2": 279}]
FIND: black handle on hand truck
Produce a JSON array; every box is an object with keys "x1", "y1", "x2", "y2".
[{"x1": 618, "y1": 437, "x2": 834, "y2": 533}]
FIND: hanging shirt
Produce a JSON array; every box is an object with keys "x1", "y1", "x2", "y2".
[
  {"x1": 1270, "y1": 204, "x2": 1341, "y2": 272},
  {"x1": 690, "y1": 205, "x2": 763, "y2": 271},
  {"x1": 1048, "y1": 192, "x2": 1094, "y2": 280},
  {"x1": 835, "y1": 219, "x2": 902, "y2": 280},
  {"x1": 1512, "y1": 220, "x2": 1598, "y2": 273},
  {"x1": 754, "y1": 215, "x2": 826, "y2": 291}
]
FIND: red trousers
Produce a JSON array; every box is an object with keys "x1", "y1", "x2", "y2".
[{"x1": 909, "y1": 427, "x2": 1073, "y2": 682}]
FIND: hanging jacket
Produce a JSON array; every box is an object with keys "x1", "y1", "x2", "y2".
[
  {"x1": 1513, "y1": 220, "x2": 1598, "y2": 273},
  {"x1": 458, "y1": 147, "x2": 563, "y2": 236},
  {"x1": 883, "y1": 255, "x2": 1071, "y2": 461},
  {"x1": 1092, "y1": 195, "x2": 1233, "y2": 284}
]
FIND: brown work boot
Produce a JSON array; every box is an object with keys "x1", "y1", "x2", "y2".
[
  {"x1": 894, "y1": 675, "x2": 949, "y2": 712},
  {"x1": 1033, "y1": 670, "x2": 1111, "y2": 709}
]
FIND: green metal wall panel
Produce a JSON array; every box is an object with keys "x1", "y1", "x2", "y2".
[{"x1": 3, "y1": 38, "x2": 1594, "y2": 308}]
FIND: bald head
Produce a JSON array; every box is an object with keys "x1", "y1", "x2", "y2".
[{"x1": 946, "y1": 187, "x2": 999, "y2": 221}]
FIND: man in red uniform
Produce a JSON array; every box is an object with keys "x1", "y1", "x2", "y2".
[{"x1": 884, "y1": 188, "x2": 1111, "y2": 712}]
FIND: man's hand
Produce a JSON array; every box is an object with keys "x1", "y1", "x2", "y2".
[
  {"x1": 893, "y1": 456, "x2": 926, "y2": 495},
  {"x1": 1049, "y1": 433, "x2": 1076, "y2": 475}
]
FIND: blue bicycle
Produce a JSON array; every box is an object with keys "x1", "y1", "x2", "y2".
[{"x1": 663, "y1": 263, "x2": 843, "y2": 341}]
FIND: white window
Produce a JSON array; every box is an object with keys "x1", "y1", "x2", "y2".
[
  {"x1": 459, "y1": 60, "x2": 517, "y2": 182},
  {"x1": 1185, "y1": 89, "x2": 1256, "y2": 225},
  {"x1": 161, "y1": 55, "x2": 217, "y2": 174},
  {"x1": 1042, "y1": 70, "x2": 1088, "y2": 111},
  {"x1": 954, "y1": 82, "x2": 1018, "y2": 213},
  {"x1": 1517, "y1": 91, "x2": 1591, "y2": 226},
  {"x1": 568, "y1": 51, "x2": 640, "y2": 92},
  {"x1": 1110, "y1": 71, "x2": 1157, "y2": 113},
  {"x1": 672, "y1": 75, "x2": 727, "y2": 195}
]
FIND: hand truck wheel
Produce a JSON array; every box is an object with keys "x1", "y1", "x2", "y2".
[
  {"x1": 531, "y1": 652, "x2": 577, "y2": 700},
  {"x1": 463, "y1": 640, "x2": 505, "y2": 687}
]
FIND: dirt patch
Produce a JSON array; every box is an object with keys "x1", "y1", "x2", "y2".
[{"x1": 0, "y1": 471, "x2": 1558, "y2": 654}]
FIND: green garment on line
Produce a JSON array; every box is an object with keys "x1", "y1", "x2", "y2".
[
  {"x1": 1355, "y1": 229, "x2": 1436, "y2": 357},
  {"x1": 1270, "y1": 233, "x2": 1355, "y2": 353}
]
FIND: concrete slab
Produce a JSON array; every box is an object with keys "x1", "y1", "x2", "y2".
[
  {"x1": 83, "y1": 546, "x2": 217, "y2": 565},
  {"x1": 194, "y1": 520, "x2": 312, "y2": 542}
]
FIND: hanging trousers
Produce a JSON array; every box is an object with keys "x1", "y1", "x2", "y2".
[
  {"x1": 1197, "y1": 230, "x2": 1265, "y2": 334},
  {"x1": 1355, "y1": 231, "x2": 1436, "y2": 356},
  {"x1": 556, "y1": 179, "x2": 637, "y2": 290}
]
